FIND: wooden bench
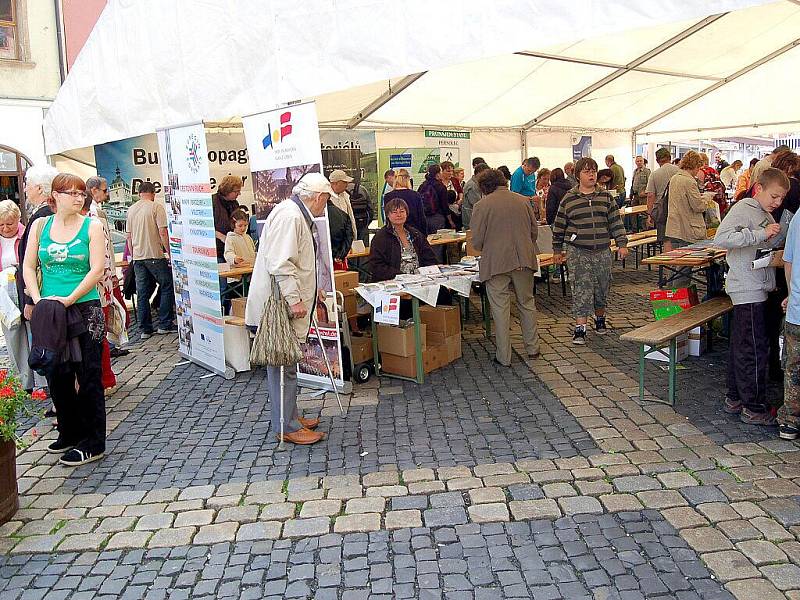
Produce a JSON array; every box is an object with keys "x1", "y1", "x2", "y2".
[
  {"x1": 612, "y1": 229, "x2": 661, "y2": 270},
  {"x1": 620, "y1": 296, "x2": 733, "y2": 406}
]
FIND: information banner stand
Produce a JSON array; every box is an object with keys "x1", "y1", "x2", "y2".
[{"x1": 157, "y1": 122, "x2": 232, "y2": 379}]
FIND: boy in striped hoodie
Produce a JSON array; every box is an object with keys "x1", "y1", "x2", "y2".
[{"x1": 553, "y1": 157, "x2": 629, "y2": 344}]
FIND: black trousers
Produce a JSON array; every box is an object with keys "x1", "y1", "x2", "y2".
[
  {"x1": 726, "y1": 301, "x2": 769, "y2": 414},
  {"x1": 46, "y1": 301, "x2": 106, "y2": 453}
]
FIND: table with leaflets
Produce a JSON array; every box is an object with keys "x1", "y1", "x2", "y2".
[{"x1": 641, "y1": 243, "x2": 727, "y2": 290}]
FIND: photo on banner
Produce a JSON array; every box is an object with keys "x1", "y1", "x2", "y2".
[
  {"x1": 156, "y1": 123, "x2": 228, "y2": 377},
  {"x1": 242, "y1": 101, "x2": 346, "y2": 392}
]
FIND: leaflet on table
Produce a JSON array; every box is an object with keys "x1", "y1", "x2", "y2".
[
  {"x1": 404, "y1": 284, "x2": 440, "y2": 307},
  {"x1": 440, "y1": 276, "x2": 473, "y2": 298}
]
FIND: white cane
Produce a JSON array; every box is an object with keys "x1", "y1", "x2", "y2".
[
  {"x1": 278, "y1": 365, "x2": 286, "y2": 451},
  {"x1": 311, "y1": 312, "x2": 344, "y2": 415}
]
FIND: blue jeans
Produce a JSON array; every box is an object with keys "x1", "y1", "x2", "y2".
[{"x1": 134, "y1": 258, "x2": 175, "y2": 332}]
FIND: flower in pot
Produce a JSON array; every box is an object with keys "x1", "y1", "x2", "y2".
[{"x1": 0, "y1": 370, "x2": 44, "y2": 525}]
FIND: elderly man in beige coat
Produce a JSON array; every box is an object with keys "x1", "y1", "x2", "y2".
[
  {"x1": 471, "y1": 168, "x2": 540, "y2": 367},
  {"x1": 246, "y1": 173, "x2": 332, "y2": 446}
]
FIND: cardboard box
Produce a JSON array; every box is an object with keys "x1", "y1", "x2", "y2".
[
  {"x1": 688, "y1": 326, "x2": 707, "y2": 357},
  {"x1": 419, "y1": 305, "x2": 461, "y2": 336},
  {"x1": 427, "y1": 331, "x2": 447, "y2": 347},
  {"x1": 350, "y1": 334, "x2": 374, "y2": 364},
  {"x1": 444, "y1": 334, "x2": 462, "y2": 362},
  {"x1": 343, "y1": 294, "x2": 357, "y2": 317},
  {"x1": 645, "y1": 333, "x2": 689, "y2": 362},
  {"x1": 377, "y1": 323, "x2": 427, "y2": 357},
  {"x1": 230, "y1": 297, "x2": 247, "y2": 319},
  {"x1": 649, "y1": 286, "x2": 699, "y2": 320},
  {"x1": 334, "y1": 270, "x2": 359, "y2": 295},
  {"x1": 380, "y1": 344, "x2": 446, "y2": 378}
]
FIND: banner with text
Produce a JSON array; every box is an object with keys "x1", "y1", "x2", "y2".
[
  {"x1": 376, "y1": 147, "x2": 441, "y2": 226},
  {"x1": 156, "y1": 123, "x2": 227, "y2": 377},
  {"x1": 424, "y1": 129, "x2": 471, "y2": 171},
  {"x1": 242, "y1": 102, "x2": 345, "y2": 392}
]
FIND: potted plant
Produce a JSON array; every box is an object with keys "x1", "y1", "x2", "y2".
[{"x1": 0, "y1": 370, "x2": 44, "y2": 525}]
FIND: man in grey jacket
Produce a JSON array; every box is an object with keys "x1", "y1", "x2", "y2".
[
  {"x1": 713, "y1": 167, "x2": 789, "y2": 425},
  {"x1": 462, "y1": 162, "x2": 489, "y2": 229}
]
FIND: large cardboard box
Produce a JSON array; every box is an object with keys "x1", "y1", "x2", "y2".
[
  {"x1": 645, "y1": 333, "x2": 689, "y2": 362},
  {"x1": 444, "y1": 334, "x2": 462, "y2": 362},
  {"x1": 230, "y1": 297, "x2": 247, "y2": 319},
  {"x1": 334, "y1": 270, "x2": 359, "y2": 295},
  {"x1": 427, "y1": 331, "x2": 447, "y2": 347},
  {"x1": 419, "y1": 305, "x2": 461, "y2": 336},
  {"x1": 377, "y1": 323, "x2": 427, "y2": 357},
  {"x1": 380, "y1": 345, "x2": 446, "y2": 378},
  {"x1": 688, "y1": 326, "x2": 707, "y2": 357},
  {"x1": 350, "y1": 334, "x2": 374, "y2": 364}
]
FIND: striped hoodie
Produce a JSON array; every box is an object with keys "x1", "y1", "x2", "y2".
[{"x1": 552, "y1": 186, "x2": 628, "y2": 252}]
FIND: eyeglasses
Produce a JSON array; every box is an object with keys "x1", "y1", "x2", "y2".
[
  {"x1": 57, "y1": 190, "x2": 86, "y2": 198},
  {"x1": 100, "y1": 188, "x2": 109, "y2": 193}
]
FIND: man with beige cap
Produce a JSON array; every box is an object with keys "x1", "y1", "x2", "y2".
[{"x1": 328, "y1": 170, "x2": 358, "y2": 237}]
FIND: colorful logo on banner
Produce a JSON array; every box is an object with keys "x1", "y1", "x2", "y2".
[
  {"x1": 186, "y1": 133, "x2": 202, "y2": 173},
  {"x1": 262, "y1": 111, "x2": 293, "y2": 150},
  {"x1": 374, "y1": 293, "x2": 400, "y2": 325}
]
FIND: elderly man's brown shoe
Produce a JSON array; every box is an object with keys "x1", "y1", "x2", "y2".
[
  {"x1": 278, "y1": 427, "x2": 324, "y2": 445},
  {"x1": 298, "y1": 417, "x2": 320, "y2": 430}
]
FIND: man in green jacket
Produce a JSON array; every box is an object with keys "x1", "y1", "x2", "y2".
[{"x1": 605, "y1": 155, "x2": 626, "y2": 207}]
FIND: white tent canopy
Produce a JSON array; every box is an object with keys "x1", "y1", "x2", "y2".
[{"x1": 44, "y1": 0, "x2": 796, "y2": 156}]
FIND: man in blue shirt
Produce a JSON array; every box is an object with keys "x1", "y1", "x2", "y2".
[
  {"x1": 779, "y1": 211, "x2": 800, "y2": 439},
  {"x1": 510, "y1": 157, "x2": 540, "y2": 199}
]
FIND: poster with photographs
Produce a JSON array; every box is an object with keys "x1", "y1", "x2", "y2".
[{"x1": 243, "y1": 101, "x2": 346, "y2": 392}]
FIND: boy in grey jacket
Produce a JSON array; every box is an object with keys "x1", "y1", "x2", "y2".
[{"x1": 714, "y1": 168, "x2": 789, "y2": 425}]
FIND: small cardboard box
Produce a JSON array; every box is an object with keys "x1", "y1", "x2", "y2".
[
  {"x1": 343, "y1": 294, "x2": 357, "y2": 317},
  {"x1": 350, "y1": 334, "x2": 374, "y2": 364},
  {"x1": 427, "y1": 331, "x2": 447, "y2": 347},
  {"x1": 377, "y1": 323, "x2": 427, "y2": 357},
  {"x1": 380, "y1": 345, "x2": 446, "y2": 378},
  {"x1": 444, "y1": 334, "x2": 462, "y2": 362},
  {"x1": 334, "y1": 270, "x2": 359, "y2": 295},
  {"x1": 649, "y1": 286, "x2": 700, "y2": 320},
  {"x1": 419, "y1": 305, "x2": 461, "y2": 336},
  {"x1": 688, "y1": 326, "x2": 707, "y2": 357},
  {"x1": 645, "y1": 333, "x2": 689, "y2": 362},
  {"x1": 230, "y1": 297, "x2": 247, "y2": 319}
]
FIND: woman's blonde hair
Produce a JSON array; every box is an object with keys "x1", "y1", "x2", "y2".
[
  {"x1": 679, "y1": 151, "x2": 704, "y2": 171},
  {"x1": 0, "y1": 200, "x2": 20, "y2": 222},
  {"x1": 218, "y1": 175, "x2": 243, "y2": 196},
  {"x1": 393, "y1": 168, "x2": 411, "y2": 189}
]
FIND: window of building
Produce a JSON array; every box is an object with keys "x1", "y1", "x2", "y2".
[{"x1": 0, "y1": 0, "x2": 18, "y2": 61}]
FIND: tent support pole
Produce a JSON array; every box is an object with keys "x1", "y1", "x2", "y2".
[
  {"x1": 520, "y1": 14, "x2": 725, "y2": 130},
  {"x1": 634, "y1": 37, "x2": 800, "y2": 132},
  {"x1": 346, "y1": 73, "x2": 426, "y2": 129},
  {"x1": 520, "y1": 129, "x2": 526, "y2": 163}
]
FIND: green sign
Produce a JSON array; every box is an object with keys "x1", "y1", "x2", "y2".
[{"x1": 424, "y1": 129, "x2": 470, "y2": 140}]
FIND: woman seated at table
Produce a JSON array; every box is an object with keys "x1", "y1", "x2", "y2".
[{"x1": 370, "y1": 197, "x2": 438, "y2": 282}]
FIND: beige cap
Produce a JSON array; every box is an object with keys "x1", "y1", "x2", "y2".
[
  {"x1": 292, "y1": 173, "x2": 334, "y2": 196},
  {"x1": 328, "y1": 169, "x2": 354, "y2": 183}
]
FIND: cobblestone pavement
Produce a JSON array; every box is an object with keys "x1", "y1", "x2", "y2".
[{"x1": 4, "y1": 265, "x2": 800, "y2": 598}]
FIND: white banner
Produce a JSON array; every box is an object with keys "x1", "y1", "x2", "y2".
[
  {"x1": 156, "y1": 122, "x2": 228, "y2": 377},
  {"x1": 242, "y1": 102, "x2": 346, "y2": 392}
]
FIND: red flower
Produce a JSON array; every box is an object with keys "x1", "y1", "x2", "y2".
[
  {"x1": 31, "y1": 428, "x2": 38, "y2": 437},
  {"x1": 0, "y1": 386, "x2": 13, "y2": 398},
  {"x1": 31, "y1": 389, "x2": 47, "y2": 401},
  {"x1": 0, "y1": 370, "x2": 7, "y2": 383}
]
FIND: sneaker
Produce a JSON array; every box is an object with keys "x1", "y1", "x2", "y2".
[
  {"x1": 156, "y1": 325, "x2": 178, "y2": 334},
  {"x1": 740, "y1": 408, "x2": 776, "y2": 426},
  {"x1": 59, "y1": 448, "x2": 105, "y2": 467},
  {"x1": 47, "y1": 438, "x2": 76, "y2": 454},
  {"x1": 723, "y1": 396, "x2": 742, "y2": 415},
  {"x1": 109, "y1": 347, "x2": 130, "y2": 358},
  {"x1": 594, "y1": 316, "x2": 608, "y2": 335},
  {"x1": 572, "y1": 325, "x2": 586, "y2": 345},
  {"x1": 779, "y1": 423, "x2": 799, "y2": 440},
  {"x1": 140, "y1": 332, "x2": 152, "y2": 340}
]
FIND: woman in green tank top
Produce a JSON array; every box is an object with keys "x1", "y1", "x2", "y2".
[{"x1": 22, "y1": 173, "x2": 108, "y2": 467}]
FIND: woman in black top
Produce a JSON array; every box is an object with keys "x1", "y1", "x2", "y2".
[{"x1": 383, "y1": 168, "x2": 427, "y2": 234}]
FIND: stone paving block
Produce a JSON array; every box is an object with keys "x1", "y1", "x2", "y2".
[
  {"x1": 408, "y1": 481, "x2": 446, "y2": 495},
  {"x1": 761, "y1": 563, "x2": 800, "y2": 591},
  {"x1": 321, "y1": 474, "x2": 360, "y2": 490},
  {"x1": 101, "y1": 491, "x2": 146, "y2": 506},
  {"x1": 656, "y1": 472, "x2": 699, "y2": 488},
  {"x1": 575, "y1": 480, "x2": 613, "y2": 496},
  {"x1": 9, "y1": 533, "x2": 65, "y2": 554},
  {"x1": 345, "y1": 497, "x2": 385, "y2": 514},
  {"x1": 720, "y1": 482, "x2": 768, "y2": 502},
  {"x1": 165, "y1": 499, "x2": 204, "y2": 513},
  {"x1": 362, "y1": 471, "x2": 399, "y2": 487},
  {"x1": 283, "y1": 517, "x2": 330, "y2": 538},
  {"x1": 752, "y1": 517, "x2": 794, "y2": 542},
  {"x1": 509, "y1": 499, "x2": 561, "y2": 521},
  {"x1": 96, "y1": 516, "x2": 137, "y2": 533},
  {"x1": 736, "y1": 540, "x2": 788, "y2": 566},
  {"x1": 135, "y1": 512, "x2": 174, "y2": 531},
  {"x1": 236, "y1": 521, "x2": 282, "y2": 541},
  {"x1": 147, "y1": 527, "x2": 195, "y2": 548},
  {"x1": 636, "y1": 490, "x2": 687, "y2": 509},
  {"x1": 325, "y1": 486, "x2": 364, "y2": 501},
  {"x1": 529, "y1": 470, "x2": 573, "y2": 484},
  {"x1": 65, "y1": 493, "x2": 106, "y2": 509},
  {"x1": 401, "y1": 468, "x2": 435, "y2": 483},
  {"x1": 755, "y1": 478, "x2": 800, "y2": 498},
  {"x1": 193, "y1": 522, "x2": 239, "y2": 545},
  {"x1": 57, "y1": 533, "x2": 109, "y2": 552},
  {"x1": 571, "y1": 467, "x2": 605, "y2": 480},
  {"x1": 59, "y1": 518, "x2": 99, "y2": 536},
  {"x1": 516, "y1": 458, "x2": 557, "y2": 472},
  {"x1": 423, "y1": 507, "x2": 469, "y2": 527},
  {"x1": 216, "y1": 481, "x2": 248, "y2": 496},
  {"x1": 701, "y1": 550, "x2": 761, "y2": 582},
  {"x1": 730, "y1": 466, "x2": 777, "y2": 482},
  {"x1": 87, "y1": 505, "x2": 125, "y2": 518},
  {"x1": 467, "y1": 503, "x2": 510, "y2": 523},
  {"x1": 558, "y1": 496, "x2": 602, "y2": 516},
  {"x1": 247, "y1": 480, "x2": 284, "y2": 495},
  {"x1": 603, "y1": 464, "x2": 641, "y2": 478},
  {"x1": 287, "y1": 476, "x2": 320, "y2": 491},
  {"x1": 759, "y1": 498, "x2": 800, "y2": 528},
  {"x1": 0, "y1": 520, "x2": 21, "y2": 536},
  {"x1": 542, "y1": 482, "x2": 577, "y2": 498},
  {"x1": 726, "y1": 578, "x2": 786, "y2": 600},
  {"x1": 482, "y1": 473, "x2": 530, "y2": 487},
  {"x1": 437, "y1": 466, "x2": 473, "y2": 480},
  {"x1": 299, "y1": 499, "x2": 341, "y2": 519},
  {"x1": 260, "y1": 503, "x2": 297, "y2": 521},
  {"x1": 725, "y1": 442, "x2": 768, "y2": 456},
  {"x1": 697, "y1": 502, "x2": 740, "y2": 523},
  {"x1": 174, "y1": 509, "x2": 214, "y2": 528},
  {"x1": 123, "y1": 502, "x2": 169, "y2": 517},
  {"x1": 215, "y1": 506, "x2": 259, "y2": 524},
  {"x1": 205, "y1": 495, "x2": 241, "y2": 510},
  {"x1": 613, "y1": 475, "x2": 661, "y2": 493},
  {"x1": 680, "y1": 527, "x2": 734, "y2": 552},
  {"x1": 446, "y1": 477, "x2": 483, "y2": 491},
  {"x1": 473, "y1": 462, "x2": 516, "y2": 478},
  {"x1": 333, "y1": 513, "x2": 381, "y2": 534},
  {"x1": 287, "y1": 488, "x2": 325, "y2": 502},
  {"x1": 16, "y1": 519, "x2": 61, "y2": 536},
  {"x1": 717, "y1": 519, "x2": 764, "y2": 542},
  {"x1": 599, "y1": 494, "x2": 643, "y2": 513},
  {"x1": 365, "y1": 485, "x2": 408, "y2": 498},
  {"x1": 554, "y1": 456, "x2": 590, "y2": 470},
  {"x1": 105, "y1": 530, "x2": 152, "y2": 550},
  {"x1": 732, "y1": 501, "x2": 766, "y2": 520},
  {"x1": 469, "y1": 487, "x2": 506, "y2": 505},
  {"x1": 384, "y1": 510, "x2": 422, "y2": 530}
]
